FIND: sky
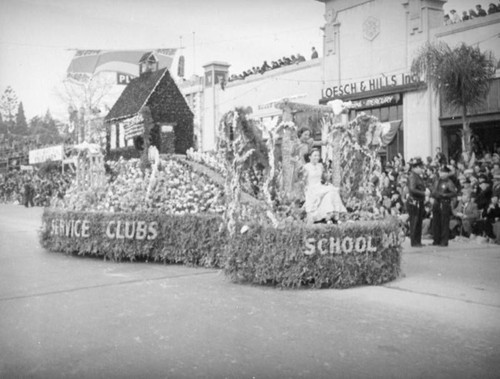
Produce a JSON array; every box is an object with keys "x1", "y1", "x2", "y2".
[{"x1": 0, "y1": 0, "x2": 491, "y2": 121}]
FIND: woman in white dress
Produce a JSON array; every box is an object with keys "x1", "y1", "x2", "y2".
[{"x1": 303, "y1": 149, "x2": 346, "y2": 223}]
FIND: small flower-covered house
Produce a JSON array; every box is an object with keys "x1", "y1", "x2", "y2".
[{"x1": 105, "y1": 54, "x2": 193, "y2": 158}]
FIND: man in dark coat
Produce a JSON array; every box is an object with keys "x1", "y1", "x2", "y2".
[
  {"x1": 431, "y1": 166, "x2": 458, "y2": 246},
  {"x1": 407, "y1": 157, "x2": 429, "y2": 247},
  {"x1": 23, "y1": 173, "x2": 35, "y2": 208}
]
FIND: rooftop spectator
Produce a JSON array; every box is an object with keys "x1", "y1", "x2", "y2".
[
  {"x1": 449, "y1": 9, "x2": 461, "y2": 23},
  {"x1": 261, "y1": 60, "x2": 270, "y2": 73},
  {"x1": 469, "y1": 9, "x2": 479, "y2": 18},
  {"x1": 488, "y1": 3, "x2": 499, "y2": 14},
  {"x1": 476, "y1": 4, "x2": 487, "y2": 16},
  {"x1": 462, "y1": 10, "x2": 470, "y2": 20},
  {"x1": 311, "y1": 47, "x2": 318, "y2": 59},
  {"x1": 444, "y1": 14, "x2": 452, "y2": 25}
]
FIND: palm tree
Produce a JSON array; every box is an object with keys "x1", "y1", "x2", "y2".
[{"x1": 411, "y1": 41, "x2": 496, "y2": 162}]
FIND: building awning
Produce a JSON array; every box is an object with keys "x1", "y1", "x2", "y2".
[{"x1": 440, "y1": 112, "x2": 500, "y2": 127}]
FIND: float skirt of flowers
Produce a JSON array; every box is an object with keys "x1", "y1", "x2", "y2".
[{"x1": 41, "y1": 209, "x2": 402, "y2": 289}]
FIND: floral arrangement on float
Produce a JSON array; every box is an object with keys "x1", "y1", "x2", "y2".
[
  {"x1": 218, "y1": 102, "x2": 403, "y2": 288},
  {"x1": 41, "y1": 101, "x2": 403, "y2": 289},
  {"x1": 51, "y1": 157, "x2": 226, "y2": 215}
]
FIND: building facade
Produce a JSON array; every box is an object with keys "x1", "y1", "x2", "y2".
[
  {"x1": 183, "y1": 0, "x2": 500, "y2": 162},
  {"x1": 318, "y1": 0, "x2": 500, "y2": 162}
]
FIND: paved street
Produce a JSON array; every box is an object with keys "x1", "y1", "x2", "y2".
[{"x1": 1, "y1": 204, "x2": 499, "y2": 379}]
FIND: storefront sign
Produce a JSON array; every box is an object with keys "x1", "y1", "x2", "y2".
[
  {"x1": 349, "y1": 94, "x2": 401, "y2": 110},
  {"x1": 117, "y1": 72, "x2": 136, "y2": 85},
  {"x1": 321, "y1": 73, "x2": 421, "y2": 100}
]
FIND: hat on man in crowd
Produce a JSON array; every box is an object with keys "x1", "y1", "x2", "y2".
[
  {"x1": 439, "y1": 165, "x2": 451, "y2": 173},
  {"x1": 464, "y1": 168, "x2": 474, "y2": 176},
  {"x1": 478, "y1": 174, "x2": 488, "y2": 182},
  {"x1": 409, "y1": 157, "x2": 424, "y2": 168}
]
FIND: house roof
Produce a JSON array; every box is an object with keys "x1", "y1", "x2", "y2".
[
  {"x1": 105, "y1": 68, "x2": 168, "y2": 122},
  {"x1": 139, "y1": 52, "x2": 157, "y2": 63}
]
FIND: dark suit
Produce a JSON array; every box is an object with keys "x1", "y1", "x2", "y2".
[
  {"x1": 431, "y1": 177, "x2": 458, "y2": 246},
  {"x1": 24, "y1": 182, "x2": 34, "y2": 207},
  {"x1": 407, "y1": 171, "x2": 426, "y2": 246}
]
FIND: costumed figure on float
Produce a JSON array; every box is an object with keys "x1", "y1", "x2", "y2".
[
  {"x1": 303, "y1": 148, "x2": 346, "y2": 223},
  {"x1": 302, "y1": 99, "x2": 351, "y2": 223}
]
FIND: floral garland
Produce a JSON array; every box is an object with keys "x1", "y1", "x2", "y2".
[{"x1": 218, "y1": 109, "x2": 258, "y2": 236}]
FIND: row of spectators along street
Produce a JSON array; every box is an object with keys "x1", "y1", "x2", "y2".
[
  {"x1": 2, "y1": 143, "x2": 500, "y2": 244},
  {"x1": 227, "y1": 47, "x2": 318, "y2": 82},
  {"x1": 378, "y1": 149, "x2": 500, "y2": 244},
  {"x1": 0, "y1": 168, "x2": 74, "y2": 207},
  {"x1": 444, "y1": 3, "x2": 500, "y2": 24}
]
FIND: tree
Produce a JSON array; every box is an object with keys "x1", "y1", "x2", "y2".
[
  {"x1": 0, "y1": 113, "x2": 7, "y2": 135},
  {"x1": 0, "y1": 86, "x2": 19, "y2": 132},
  {"x1": 411, "y1": 41, "x2": 496, "y2": 162},
  {"x1": 29, "y1": 110, "x2": 63, "y2": 145},
  {"x1": 56, "y1": 73, "x2": 114, "y2": 145},
  {"x1": 14, "y1": 102, "x2": 29, "y2": 135}
]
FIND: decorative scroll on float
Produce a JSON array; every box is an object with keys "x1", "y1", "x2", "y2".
[{"x1": 71, "y1": 142, "x2": 106, "y2": 191}]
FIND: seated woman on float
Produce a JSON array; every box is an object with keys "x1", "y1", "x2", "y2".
[{"x1": 303, "y1": 148, "x2": 346, "y2": 224}]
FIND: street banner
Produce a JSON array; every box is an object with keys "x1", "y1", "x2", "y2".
[
  {"x1": 29, "y1": 145, "x2": 64, "y2": 164},
  {"x1": 67, "y1": 49, "x2": 178, "y2": 79}
]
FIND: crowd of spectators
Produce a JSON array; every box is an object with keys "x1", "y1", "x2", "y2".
[
  {"x1": 187, "y1": 145, "x2": 500, "y2": 245},
  {"x1": 0, "y1": 168, "x2": 74, "y2": 207},
  {"x1": 444, "y1": 3, "x2": 499, "y2": 25},
  {"x1": 0, "y1": 135, "x2": 45, "y2": 162},
  {"x1": 378, "y1": 148, "x2": 500, "y2": 244},
  {"x1": 227, "y1": 48, "x2": 318, "y2": 82}
]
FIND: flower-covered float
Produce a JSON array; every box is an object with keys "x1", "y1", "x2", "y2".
[{"x1": 41, "y1": 100, "x2": 404, "y2": 289}]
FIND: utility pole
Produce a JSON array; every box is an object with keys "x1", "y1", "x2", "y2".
[{"x1": 193, "y1": 31, "x2": 196, "y2": 74}]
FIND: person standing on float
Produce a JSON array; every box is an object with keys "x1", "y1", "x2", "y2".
[
  {"x1": 431, "y1": 166, "x2": 458, "y2": 247},
  {"x1": 407, "y1": 158, "x2": 429, "y2": 247}
]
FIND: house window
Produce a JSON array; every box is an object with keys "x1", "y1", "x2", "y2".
[
  {"x1": 119, "y1": 123, "x2": 126, "y2": 148},
  {"x1": 110, "y1": 124, "x2": 117, "y2": 149},
  {"x1": 161, "y1": 124, "x2": 174, "y2": 133}
]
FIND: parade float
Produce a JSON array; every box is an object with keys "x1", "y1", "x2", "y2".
[{"x1": 40, "y1": 100, "x2": 403, "y2": 289}]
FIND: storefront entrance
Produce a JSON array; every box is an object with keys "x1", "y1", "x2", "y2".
[{"x1": 443, "y1": 119, "x2": 500, "y2": 161}]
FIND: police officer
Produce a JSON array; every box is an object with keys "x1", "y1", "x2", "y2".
[
  {"x1": 407, "y1": 157, "x2": 429, "y2": 247},
  {"x1": 431, "y1": 165, "x2": 458, "y2": 247}
]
